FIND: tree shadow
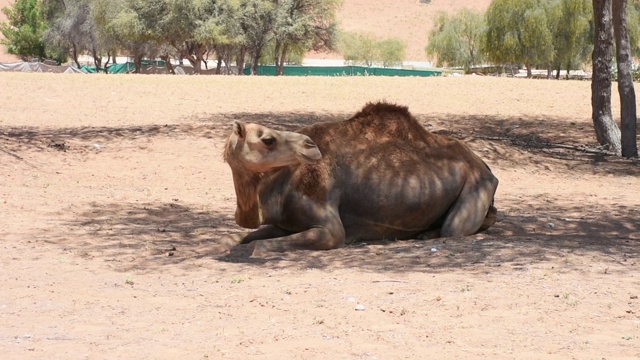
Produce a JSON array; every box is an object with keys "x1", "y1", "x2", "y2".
[
  {"x1": 419, "y1": 114, "x2": 640, "y2": 177},
  {"x1": 53, "y1": 197, "x2": 639, "y2": 274},
  {"x1": 1, "y1": 110, "x2": 637, "y2": 177},
  {"x1": 5, "y1": 109, "x2": 638, "y2": 273},
  {"x1": 218, "y1": 201, "x2": 639, "y2": 273},
  {"x1": 53, "y1": 201, "x2": 243, "y2": 273}
]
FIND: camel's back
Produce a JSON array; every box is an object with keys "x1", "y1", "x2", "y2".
[
  {"x1": 299, "y1": 102, "x2": 432, "y2": 147},
  {"x1": 298, "y1": 102, "x2": 487, "y2": 170}
]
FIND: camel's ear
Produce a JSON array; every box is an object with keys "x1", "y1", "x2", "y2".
[{"x1": 233, "y1": 121, "x2": 246, "y2": 139}]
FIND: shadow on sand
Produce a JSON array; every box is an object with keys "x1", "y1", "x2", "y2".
[
  {"x1": 3, "y1": 110, "x2": 636, "y2": 272},
  {"x1": 2, "y1": 110, "x2": 635, "y2": 175},
  {"x1": 53, "y1": 197, "x2": 639, "y2": 274}
]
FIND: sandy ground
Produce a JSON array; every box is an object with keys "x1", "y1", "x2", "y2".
[{"x1": 0, "y1": 73, "x2": 639, "y2": 359}]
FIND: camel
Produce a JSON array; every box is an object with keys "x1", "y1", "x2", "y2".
[{"x1": 223, "y1": 102, "x2": 499, "y2": 256}]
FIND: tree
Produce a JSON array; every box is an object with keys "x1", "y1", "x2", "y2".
[
  {"x1": 0, "y1": 0, "x2": 48, "y2": 61},
  {"x1": 425, "y1": 8, "x2": 485, "y2": 72},
  {"x1": 239, "y1": 0, "x2": 275, "y2": 75},
  {"x1": 626, "y1": 1, "x2": 640, "y2": 57},
  {"x1": 211, "y1": 0, "x2": 248, "y2": 75},
  {"x1": 339, "y1": 31, "x2": 378, "y2": 66},
  {"x1": 91, "y1": 0, "x2": 126, "y2": 70},
  {"x1": 485, "y1": 0, "x2": 555, "y2": 77},
  {"x1": 339, "y1": 31, "x2": 406, "y2": 67},
  {"x1": 44, "y1": 0, "x2": 99, "y2": 68},
  {"x1": 613, "y1": 0, "x2": 638, "y2": 157},
  {"x1": 377, "y1": 38, "x2": 405, "y2": 68},
  {"x1": 591, "y1": 0, "x2": 622, "y2": 153},
  {"x1": 101, "y1": 0, "x2": 159, "y2": 73},
  {"x1": 548, "y1": 0, "x2": 592, "y2": 79},
  {"x1": 271, "y1": 0, "x2": 341, "y2": 75}
]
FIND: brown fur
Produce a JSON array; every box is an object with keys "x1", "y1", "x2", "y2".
[{"x1": 223, "y1": 102, "x2": 499, "y2": 256}]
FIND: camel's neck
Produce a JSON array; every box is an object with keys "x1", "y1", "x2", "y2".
[{"x1": 230, "y1": 167, "x2": 263, "y2": 229}]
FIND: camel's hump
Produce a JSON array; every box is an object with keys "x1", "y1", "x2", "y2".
[
  {"x1": 351, "y1": 101, "x2": 411, "y2": 119},
  {"x1": 299, "y1": 101, "x2": 430, "y2": 145}
]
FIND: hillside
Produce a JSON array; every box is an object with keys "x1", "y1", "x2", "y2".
[
  {"x1": 0, "y1": 0, "x2": 493, "y2": 63},
  {"x1": 335, "y1": 0, "x2": 491, "y2": 61}
]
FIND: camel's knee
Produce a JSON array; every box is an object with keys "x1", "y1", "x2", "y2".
[{"x1": 440, "y1": 190, "x2": 496, "y2": 237}]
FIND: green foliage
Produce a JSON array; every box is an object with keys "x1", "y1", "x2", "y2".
[
  {"x1": 339, "y1": 31, "x2": 406, "y2": 67},
  {"x1": 0, "y1": 0, "x2": 48, "y2": 60},
  {"x1": 628, "y1": 0, "x2": 640, "y2": 56},
  {"x1": 548, "y1": 0, "x2": 592, "y2": 75},
  {"x1": 239, "y1": 0, "x2": 275, "y2": 72},
  {"x1": 271, "y1": 0, "x2": 341, "y2": 73},
  {"x1": 90, "y1": 0, "x2": 123, "y2": 54},
  {"x1": 377, "y1": 38, "x2": 406, "y2": 68},
  {"x1": 425, "y1": 8, "x2": 485, "y2": 71},
  {"x1": 486, "y1": 0, "x2": 551, "y2": 65},
  {"x1": 339, "y1": 31, "x2": 378, "y2": 66},
  {"x1": 485, "y1": 0, "x2": 555, "y2": 75}
]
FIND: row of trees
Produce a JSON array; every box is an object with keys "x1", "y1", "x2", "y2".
[
  {"x1": 2, "y1": 0, "x2": 342, "y2": 75},
  {"x1": 339, "y1": 31, "x2": 406, "y2": 68},
  {"x1": 426, "y1": 0, "x2": 640, "y2": 79}
]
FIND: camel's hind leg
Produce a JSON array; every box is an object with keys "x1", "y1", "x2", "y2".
[{"x1": 440, "y1": 178, "x2": 498, "y2": 237}]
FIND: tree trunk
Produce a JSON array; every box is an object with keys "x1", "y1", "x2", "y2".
[
  {"x1": 203, "y1": 50, "x2": 209, "y2": 70},
  {"x1": 183, "y1": 42, "x2": 205, "y2": 74},
  {"x1": 91, "y1": 46, "x2": 102, "y2": 72},
  {"x1": 276, "y1": 43, "x2": 288, "y2": 76},
  {"x1": 222, "y1": 45, "x2": 233, "y2": 75},
  {"x1": 236, "y1": 46, "x2": 247, "y2": 75},
  {"x1": 160, "y1": 54, "x2": 175, "y2": 75},
  {"x1": 71, "y1": 42, "x2": 80, "y2": 68},
  {"x1": 251, "y1": 48, "x2": 262, "y2": 75},
  {"x1": 194, "y1": 44, "x2": 205, "y2": 73},
  {"x1": 134, "y1": 53, "x2": 143, "y2": 74},
  {"x1": 274, "y1": 40, "x2": 282, "y2": 75},
  {"x1": 613, "y1": 0, "x2": 639, "y2": 158},
  {"x1": 215, "y1": 51, "x2": 224, "y2": 75},
  {"x1": 104, "y1": 51, "x2": 111, "y2": 74},
  {"x1": 592, "y1": 0, "x2": 622, "y2": 153}
]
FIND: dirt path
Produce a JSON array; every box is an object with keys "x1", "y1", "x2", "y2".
[{"x1": 1, "y1": 74, "x2": 639, "y2": 359}]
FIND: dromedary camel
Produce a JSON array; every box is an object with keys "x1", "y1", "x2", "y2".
[{"x1": 223, "y1": 102, "x2": 498, "y2": 255}]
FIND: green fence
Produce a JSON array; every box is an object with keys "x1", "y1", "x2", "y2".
[
  {"x1": 243, "y1": 65, "x2": 442, "y2": 77},
  {"x1": 79, "y1": 62, "x2": 442, "y2": 76},
  {"x1": 81, "y1": 60, "x2": 166, "y2": 74}
]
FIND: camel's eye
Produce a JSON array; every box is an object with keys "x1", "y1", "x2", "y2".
[{"x1": 261, "y1": 137, "x2": 276, "y2": 146}]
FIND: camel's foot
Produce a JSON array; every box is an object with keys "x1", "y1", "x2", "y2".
[
  {"x1": 417, "y1": 229, "x2": 441, "y2": 240},
  {"x1": 219, "y1": 232, "x2": 249, "y2": 248}
]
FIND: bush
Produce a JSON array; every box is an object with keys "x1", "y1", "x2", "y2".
[{"x1": 338, "y1": 31, "x2": 406, "y2": 67}]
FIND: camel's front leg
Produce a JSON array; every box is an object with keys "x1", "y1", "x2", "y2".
[
  {"x1": 217, "y1": 225, "x2": 290, "y2": 248},
  {"x1": 240, "y1": 225, "x2": 292, "y2": 244},
  {"x1": 249, "y1": 217, "x2": 346, "y2": 257}
]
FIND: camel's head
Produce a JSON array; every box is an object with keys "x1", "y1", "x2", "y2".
[{"x1": 224, "y1": 121, "x2": 322, "y2": 173}]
